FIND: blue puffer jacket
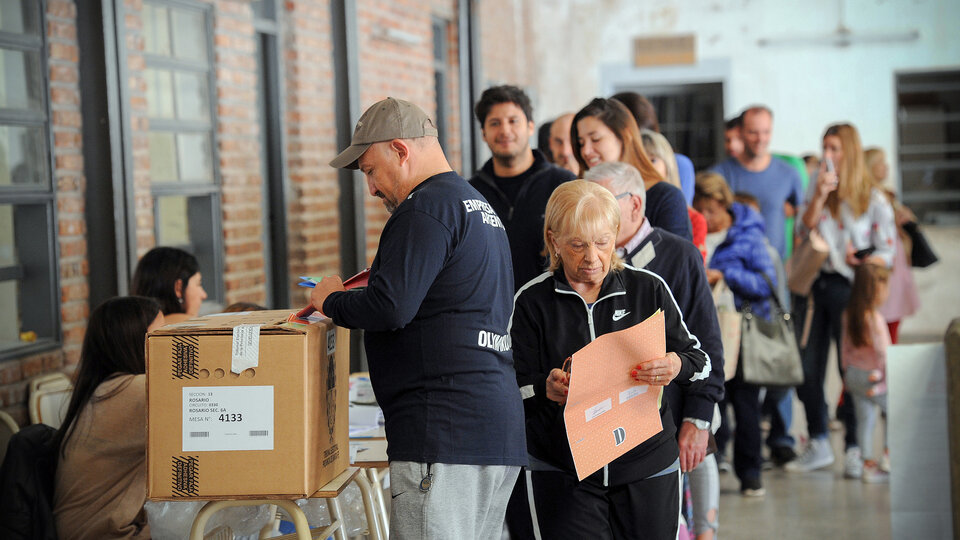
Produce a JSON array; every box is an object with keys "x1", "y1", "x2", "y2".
[{"x1": 710, "y1": 202, "x2": 777, "y2": 319}]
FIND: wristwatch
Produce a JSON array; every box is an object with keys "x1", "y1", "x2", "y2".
[{"x1": 682, "y1": 417, "x2": 711, "y2": 431}]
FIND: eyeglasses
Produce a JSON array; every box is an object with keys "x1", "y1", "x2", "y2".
[{"x1": 614, "y1": 192, "x2": 632, "y2": 200}]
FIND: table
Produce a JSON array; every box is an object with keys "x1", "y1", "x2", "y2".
[
  {"x1": 350, "y1": 438, "x2": 390, "y2": 538},
  {"x1": 187, "y1": 467, "x2": 383, "y2": 540}
]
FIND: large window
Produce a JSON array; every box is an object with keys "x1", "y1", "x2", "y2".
[
  {"x1": 0, "y1": 0, "x2": 58, "y2": 359},
  {"x1": 896, "y1": 70, "x2": 960, "y2": 224},
  {"x1": 623, "y1": 82, "x2": 725, "y2": 171},
  {"x1": 143, "y1": 1, "x2": 222, "y2": 304}
]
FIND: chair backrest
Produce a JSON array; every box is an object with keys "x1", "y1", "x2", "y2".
[
  {"x1": 0, "y1": 411, "x2": 19, "y2": 468},
  {"x1": 29, "y1": 375, "x2": 73, "y2": 429},
  {"x1": 29, "y1": 373, "x2": 71, "y2": 395}
]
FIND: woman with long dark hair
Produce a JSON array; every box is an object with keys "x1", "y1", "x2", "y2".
[
  {"x1": 786, "y1": 123, "x2": 896, "y2": 475},
  {"x1": 53, "y1": 296, "x2": 164, "y2": 539},
  {"x1": 131, "y1": 246, "x2": 207, "y2": 324},
  {"x1": 571, "y1": 97, "x2": 693, "y2": 240}
]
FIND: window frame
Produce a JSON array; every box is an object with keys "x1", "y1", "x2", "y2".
[
  {"x1": 0, "y1": 0, "x2": 61, "y2": 361},
  {"x1": 143, "y1": 0, "x2": 224, "y2": 307}
]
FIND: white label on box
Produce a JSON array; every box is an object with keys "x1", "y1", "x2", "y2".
[
  {"x1": 182, "y1": 386, "x2": 274, "y2": 451},
  {"x1": 584, "y1": 398, "x2": 612, "y2": 422},
  {"x1": 231, "y1": 324, "x2": 262, "y2": 374}
]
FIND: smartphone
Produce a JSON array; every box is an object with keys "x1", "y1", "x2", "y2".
[
  {"x1": 825, "y1": 156, "x2": 835, "y2": 173},
  {"x1": 854, "y1": 246, "x2": 876, "y2": 260}
]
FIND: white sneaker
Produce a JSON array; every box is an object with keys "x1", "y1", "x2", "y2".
[
  {"x1": 844, "y1": 447, "x2": 863, "y2": 479},
  {"x1": 785, "y1": 438, "x2": 835, "y2": 472},
  {"x1": 862, "y1": 461, "x2": 890, "y2": 483},
  {"x1": 880, "y1": 450, "x2": 891, "y2": 472}
]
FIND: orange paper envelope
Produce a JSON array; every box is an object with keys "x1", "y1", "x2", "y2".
[{"x1": 564, "y1": 310, "x2": 665, "y2": 480}]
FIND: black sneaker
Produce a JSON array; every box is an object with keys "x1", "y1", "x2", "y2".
[
  {"x1": 770, "y1": 445, "x2": 798, "y2": 466},
  {"x1": 741, "y1": 477, "x2": 766, "y2": 497}
]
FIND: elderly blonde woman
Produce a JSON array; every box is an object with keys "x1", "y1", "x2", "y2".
[{"x1": 511, "y1": 179, "x2": 710, "y2": 539}]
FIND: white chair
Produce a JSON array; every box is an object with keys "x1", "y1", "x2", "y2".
[
  {"x1": 28, "y1": 373, "x2": 73, "y2": 428},
  {"x1": 0, "y1": 410, "x2": 19, "y2": 466}
]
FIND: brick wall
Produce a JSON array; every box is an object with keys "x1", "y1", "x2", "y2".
[
  {"x1": 214, "y1": 1, "x2": 267, "y2": 306},
  {"x1": 0, "y1": 0, "x2": 82, "y2": 425},
  {"x1": 282, "y1": 0, "x2": 340, "y2": 307},
  {"x1": 0, "y1": 0, "x2": 522, "y2": 426}
]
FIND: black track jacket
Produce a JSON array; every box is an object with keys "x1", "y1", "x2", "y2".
[{"x1": 510, "y1": 266, "x2": 711, "y2": 484}]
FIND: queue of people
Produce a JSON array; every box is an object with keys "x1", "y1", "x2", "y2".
[{"x1": 22, "y1": 88, "x2": 922, "y2": 540}]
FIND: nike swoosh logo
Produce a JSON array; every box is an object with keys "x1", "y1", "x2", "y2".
[
  {"x1": 392, "y1": 491, "x2": 406, "y2": 499},
  {"x1": 612, "y1": 311, "x2": 630, "y2": 321}
]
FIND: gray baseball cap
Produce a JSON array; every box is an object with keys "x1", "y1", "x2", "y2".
[{"x1": 329, "y1": 97, "x2": 439, "y2": 169}]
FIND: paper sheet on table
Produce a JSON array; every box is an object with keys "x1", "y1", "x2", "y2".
[{"x1": 564, "y1": 310, "x2": 665, "y2": 480}]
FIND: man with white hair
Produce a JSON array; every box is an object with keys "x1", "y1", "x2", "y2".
[{"x1": 586, "y1": 162, "x2": 728, "y2": 531}]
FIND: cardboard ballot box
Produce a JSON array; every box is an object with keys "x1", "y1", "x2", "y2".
[{"x1": 146, "y1": 310, "x2": 349, "y2": 499}]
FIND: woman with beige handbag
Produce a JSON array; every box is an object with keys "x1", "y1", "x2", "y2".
[{"x1": 786, "y1": 124, "x2": 897, "y2": 476}]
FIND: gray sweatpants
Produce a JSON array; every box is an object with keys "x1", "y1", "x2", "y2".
[{"x1": 389, "y1": 461, "x2": 520, "y2": 540}]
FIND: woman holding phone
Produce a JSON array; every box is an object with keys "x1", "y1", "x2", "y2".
[{"x1": 786, "y1": 123, "x2": 896, "y2": 474}]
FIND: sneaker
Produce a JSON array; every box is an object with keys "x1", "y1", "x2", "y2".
[
  {"x1": 741, "y1": 476, "x2": 766, "y2": 497},
  {"x1": 785, "y1": 438, "x2": 835, "y2": 472},
  {"x1": 880, "y1": 450, "x2": 891, "y2": 472},
  {"x1": 862, "y1": 461, "x2": 890, "y2": 483},
  {"x1": 717, "y1": 458, "x2": 732, "y2": 474},
  {"x1": 844, "y1": 447, "x2": 863, "y2": 479},
  {"x1": 770, "y1": 445, "x2": 798, "y2": 466}
]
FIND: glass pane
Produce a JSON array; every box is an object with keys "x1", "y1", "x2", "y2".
[
  {"x1": 175, "y1": 71, "x2": 210, "y2": 121},
  {"x1": 177, "y1": 133, "x2": 213, "y2": 182},
  {"x1": 0, "y1": 48, "x2": 43, "y2": 111},
  {"x1": 172, "y1": 8, "x2": 207, "y2": 63},
  {"x1": 0, "y1": 280, "x2": 20, "y2": 350},
  {"x1": 0, "y1": 124, "x2": 47, "y2": 187},
  {"x1": 0, "y1": 204, "x2": 13, "y2": 266},
  {"x1": 143, "y1": 4, "x2": 171, "y2": 57},
  {"x1": 0, "y1": 0, "x2": 39, "y2": 35},
  {"x1": 149, "y1": 132, "x2": 178, "y2": 182},
  {"x1": 145, "y1": 68, "x2": 175, "y2": 119},
  {"x1": 157, "y1": 195, "x2": 190, "y2": 246}
]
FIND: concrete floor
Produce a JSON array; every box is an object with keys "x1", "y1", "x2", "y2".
[{"x1": 718, "y1": 431, "x2": 891, "y2": 540}]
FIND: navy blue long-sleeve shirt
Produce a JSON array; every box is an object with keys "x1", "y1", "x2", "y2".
[{"x1": 322, "y1": 171, "x2": 527, "y2": 466}]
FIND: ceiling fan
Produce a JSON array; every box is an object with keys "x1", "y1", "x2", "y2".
[{"x1": 757, "y1": 0, "x2": 920, "y2": 48}]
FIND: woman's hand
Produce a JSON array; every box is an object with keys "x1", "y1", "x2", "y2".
[
  {"x1": 706, "y1": 268, "x2": 723, "y2": 286},
  {"x1": 816, "y1": 161, "x2": 839, "y2": 202},
  {"x1": 631, "y1": 352, "x2": 682, "y2": 386},
  {"x1": 546, "y1": 368, "x2": 570, "y2": 404}
]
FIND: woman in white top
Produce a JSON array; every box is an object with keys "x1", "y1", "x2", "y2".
[{"x1": 786, "y1": 123, "x2": 896, "y2": 474}]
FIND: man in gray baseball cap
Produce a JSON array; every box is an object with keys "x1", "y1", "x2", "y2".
[{"x1": 314, "y1": 97, "x2": 527, "y2": 539}]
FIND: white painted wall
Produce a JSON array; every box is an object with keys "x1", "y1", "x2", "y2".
[{"x1": 529, "y1": 0, "x2": 960, "y2": 173}]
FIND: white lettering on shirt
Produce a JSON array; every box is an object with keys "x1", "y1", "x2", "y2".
[
  {"x1": 462, "y1": 199, "x2": 506, "y2": 231},
  {"x1": 477, "y1": 330, "x2": 511, "y2": 352}
]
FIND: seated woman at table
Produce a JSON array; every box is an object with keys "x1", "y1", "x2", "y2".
[
  {"x1": 510, "y1": 179, "x2": 710, "y2": 539},
  {"x1": 53, "y1": 296, "x2": 165, "y2": 540},
  {"x1": 131, "y1": 246, "x2": 208, "y2": 325}
]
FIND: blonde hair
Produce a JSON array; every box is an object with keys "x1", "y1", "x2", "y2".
[
  {"x1": 543, "y1": 180, "x2": 624, "y2": 272},
  {"x1": 693, "y1": 171, "x2": 734, "y2": 210},
  {"x1": 640, "y1": 129, "x2": 680, "y2": 189},
  {"x1": 863, "y1": 146, "x2": 886, "y2": 187},
  {"x1": 824, "y1": 123, "x2": 872, "y2": 218}
]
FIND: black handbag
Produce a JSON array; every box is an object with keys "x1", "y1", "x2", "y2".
[
  {"x1": 738, "y1": 274, "x2": 804, "y2": 387},
  {"x1": 902, "y1": 221, "x2": 939, "y2": 268}
]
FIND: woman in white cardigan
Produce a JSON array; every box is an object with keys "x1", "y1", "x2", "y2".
[{"x1": 786, "y1": 123, "x2": 896, "y2": 475}]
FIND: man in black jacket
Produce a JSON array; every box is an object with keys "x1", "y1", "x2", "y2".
[
  {"x1": 470, "y1": 85, "x2": 575, "y2": 291},
  {"x1": 312, "y1": 97, "x2": 526, "y2": 539},
  {"x1": 586, "y1": 162, "x2": 725, "y2": 473}
]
